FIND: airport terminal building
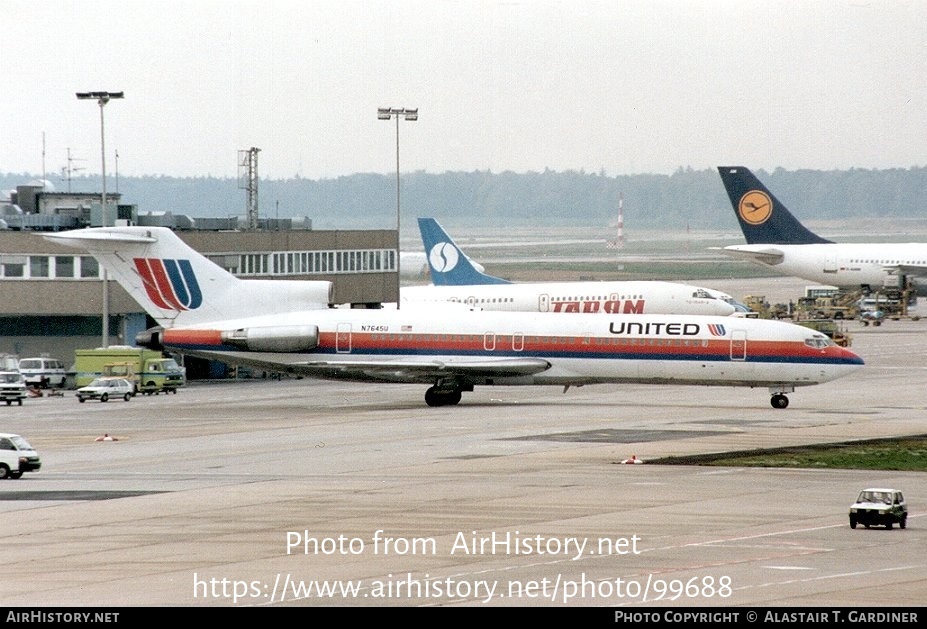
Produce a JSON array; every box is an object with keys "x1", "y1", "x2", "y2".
[{"x1": 0, "y1": 184, "x2": 398, "y2": 379}]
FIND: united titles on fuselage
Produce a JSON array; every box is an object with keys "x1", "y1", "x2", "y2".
[{"x1": 608, "y1": 321, "x2": 706, "y2": 336}]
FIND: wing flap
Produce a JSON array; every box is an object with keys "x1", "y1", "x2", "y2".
[{"x1": 295, "y1": 356, "x2": 552, "y2": 380}]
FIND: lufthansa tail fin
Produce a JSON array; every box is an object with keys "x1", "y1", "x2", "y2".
[
  {"x1": 44, "y1": 226, "x2": 332, "y2": 328},
  {"x1": 717, "y1": 166, "x2": 832, "y2": 245},
  {"x1": 417, "y1": 218, "x2": 510, "y2": 286}
]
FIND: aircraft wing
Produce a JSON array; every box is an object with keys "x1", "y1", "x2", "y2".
[
  {"x1": 165, "y1": 343, "x2": 552, "y2": 383},
  {"x1": 714, "y1": 245, "x2": 785, "y2": 266},
  {"x1": 293, "y1": 356, "x2": 552, "y2": 381},
  {"x1": 893, "y1": 264, "x2": 927, "y2": 278}
]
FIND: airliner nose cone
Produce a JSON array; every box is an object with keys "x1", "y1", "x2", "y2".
[{"x1": 834, "y1": 345, "x2": 864, "y2": 367}]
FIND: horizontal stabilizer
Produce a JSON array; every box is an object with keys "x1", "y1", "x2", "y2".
[{"x1": 714, "y1": 245, "x2": 785, "y2": 266}]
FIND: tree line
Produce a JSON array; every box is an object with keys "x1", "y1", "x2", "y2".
[{"x1": 3, "y1": 166, "x2": 925, "y2": 233}]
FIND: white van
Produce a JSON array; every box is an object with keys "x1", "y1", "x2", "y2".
[
  {"x1": 0, "y1": 433, "x2": 41, "y2": 479},
  {"x1": 0, "y1": 371, "x2": 26, "y2": 405},
  {"x1": 18, "y1": 357, "x2": 67, "y2": 389}
]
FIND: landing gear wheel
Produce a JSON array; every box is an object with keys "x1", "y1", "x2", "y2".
[
  {"x1": 770, "y1": 394, "x2": 789, "y2": 409},
  {"x1": 424, "y1": 387, "x2": 462, "y2": 407}
]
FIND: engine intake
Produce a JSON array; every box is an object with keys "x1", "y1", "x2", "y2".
[{"x1": 136, "y1": 327, "x2": 164, "y2": 350}]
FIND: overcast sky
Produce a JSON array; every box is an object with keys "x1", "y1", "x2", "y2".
[{"x1": 2, "y1": 0, "x2": 925, "y2": 181}]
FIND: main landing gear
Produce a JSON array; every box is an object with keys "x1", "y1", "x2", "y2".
[
  {"x1": 424, "y1": 378, "x2": 471, "y2": 407},
  {"x1": 770, "y1": 393, "x2": 789, "y2": 409},
  {"x1": 424, "y1": 386, "x2": 462, "y2": 407}
]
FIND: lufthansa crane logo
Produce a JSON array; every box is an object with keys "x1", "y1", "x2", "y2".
[
  {"x1": 738, "y1": 190, "x2": 773, "y2": 225},
  {"x1": 428, "y1": 242, "x2": 459, "y2": 272}
]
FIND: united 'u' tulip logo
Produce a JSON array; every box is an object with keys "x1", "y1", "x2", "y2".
[{"x1": 133, "y1": 258, "x2": 203, "y2": 310}]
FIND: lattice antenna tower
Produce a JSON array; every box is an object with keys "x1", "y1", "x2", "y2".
[
  {"x1": 60, "y1": 148, "x2": 86, "y2": 193},
  {"x1": 238, "y1": 147, "x2": 261, "y2": 229}
]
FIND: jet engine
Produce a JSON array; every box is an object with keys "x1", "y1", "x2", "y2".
[{"x1": 221, "y1": 325, "x2": 319, "y2": 352}]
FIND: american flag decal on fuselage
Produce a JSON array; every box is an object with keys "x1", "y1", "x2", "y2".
[{"x1": 134, "y1": 258, "x2": 203, "y2": 311}]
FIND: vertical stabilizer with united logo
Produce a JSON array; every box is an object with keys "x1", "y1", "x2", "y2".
[
  {"x1": 717, "y1": 166, "x2": 832, "y2": 245},
  {"x1": 44, "y1": 226, "x2": 333, "y2": 328}
]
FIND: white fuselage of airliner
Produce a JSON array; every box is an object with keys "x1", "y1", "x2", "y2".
[
  {"x1": 401, "y1": 280, "x2": 737, "y2": 316},
  {"x1": 721, "y1": 242, "x2": 927, "y2": 294}
]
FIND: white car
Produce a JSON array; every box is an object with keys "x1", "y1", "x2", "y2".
[
  {"x1": 76, "y1": 378, "x2": 134, "y2": 403},
  {"x1": 849, "y1": 488, "x2": 908, "y2": 529}
]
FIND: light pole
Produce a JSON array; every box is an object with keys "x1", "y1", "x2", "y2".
[
  {"x1": 77, "y1": 91, "x2": 123, "y2": 347},
  {"x1": 377, "y1": 107, "x2": 417, "y2": 308}
]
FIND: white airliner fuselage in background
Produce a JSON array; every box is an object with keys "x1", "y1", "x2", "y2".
[
  {"x1": 719, "y1": 242, "x2": 927, "y2": 292},
  {"x1": 407, "y1": 217, "x2": 742, "y2": 316},
  {"x1": 400, "y1": 281, "x2": 737, "y2": 316},
  {"x1": 44, "y1": 226, "x2": 863, "y2": 409},
  {"x1": 716, "y1": 166, "x2": 927, "y2": 296}
]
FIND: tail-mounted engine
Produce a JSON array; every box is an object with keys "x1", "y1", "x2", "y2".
[{"x1": 221, "y1": 325, "x2": 319, "y2": 352}]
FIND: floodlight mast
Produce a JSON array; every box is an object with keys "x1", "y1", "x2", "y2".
[
  {"x1": 76, "y1": 91, "x2": 123, "y2": 347},
  {"x1": 377, "y1": 107, "x2": 417, "y2": 308}
]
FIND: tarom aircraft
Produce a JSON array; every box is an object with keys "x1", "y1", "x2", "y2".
[
  {"x1": 716, "y1": 166, "x2": 927, "y2": 296},
  {"x1": 45, "y1": 226, "x2": 863, "y2": 408},
  {"x1": 401, "y1": 217, "x2": 743, "y2": 316}
]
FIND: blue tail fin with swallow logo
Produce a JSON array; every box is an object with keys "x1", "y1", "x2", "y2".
[{"x1": 417, "y1": 218, "x2": 511, "y2": 286}]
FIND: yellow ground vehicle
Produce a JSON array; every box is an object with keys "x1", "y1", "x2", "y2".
[
  {"x1": 741, "y1": 295, "x2": 790, "y2": 319},
  {"x1": 74, "y1": 346, "x2": 185, "y2": 395},
  {"x1": 794, "y1": 319, "x2": 852, "y2": 347}
]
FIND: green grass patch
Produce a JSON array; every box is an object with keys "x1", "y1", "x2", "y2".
[{"x1": 650, "y1": 436, "x2": 927, "y2": 471}]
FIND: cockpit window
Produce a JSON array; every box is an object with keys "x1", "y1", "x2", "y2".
[{"x1": 803, "y1": 336, "x2": 834, "y2": 349}]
